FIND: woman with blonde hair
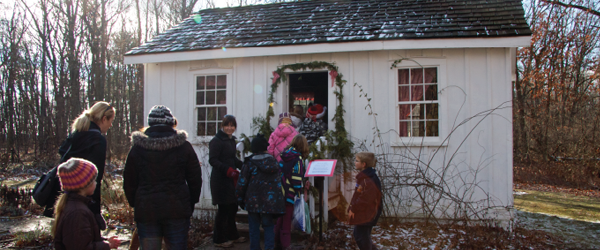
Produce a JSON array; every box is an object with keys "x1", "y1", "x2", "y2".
[{"x1": 44, "y1": 101, "x2": 115, "y2": 231}]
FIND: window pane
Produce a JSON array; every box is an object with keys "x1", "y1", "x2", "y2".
[
  {"x1": 425, "y1": 84, "x2": 438, "y2": 101},
  {"x1": 207, "y1": 122, "x2": 217, "y2": 136},
  {"x1": 399, "y1": 104, "x2": 415, "y2": 120},
  {"x1": 411, "y1": 68, "x2": 423, "y2": 84},
  {"x1": 198, "y1": 108, "x2": 206, "y2": 121},
  {"x1": 398, "y1": 86, "x2": 410, "y2": 102},
  {"x1": 197, "y1": 122, "x2": 206, "y2": 136},
  {"x1": 218, "y1": 107, "x2": 227, "y2": 120},
  {"x1": 217, "y1": 90, "x2": 226, "y2": 104},
  {"x1": 398, "y1": 69, "x2": 409, "y2": 85},
  {"x1": 196, "y1": 91, "x2": 205, "y2": 105},
  {"x1": 426, "y1": 121, "x2": 439, "y2": 137},
  {"x1": 207, "y1": 107, "x2": 217, "y2": 121},
  {"x1": 207, "y1": 76, "x2": 216, "y2": 89},
  {"x1": 412, "y1": 104, "x2": 422, "y2": 119},
  {"x1": 206, "y1": 91, "x2": 216, "y2": 104},
  {"x1": 197, "y1": 76, "x2": 205, "y2": 90},
  {"x1": 217, "y1": 75, "x2": 226, "y2": 89},
  {"x1": 425, "y1": 104, "x2": 438, "y2": 119},
  {"x1": 411, "y1": 85, "x2": 424, "y2": 102},
  {"x1": 399, "y1": 121, "x2": 409, "y2": 137},
  {"x1": 416, "y1": 120, "x2": 425, "y2": 136},
  {"x1": 424, "y1": 68, "x2": 437, "y2": 83}
]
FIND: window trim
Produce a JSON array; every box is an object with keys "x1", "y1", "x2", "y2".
[
  {"x1": 189, "y1": 68, "x2": 233, "y2": 144},
  {"x1": 389, "y1": 58, "x2": 448, "y2": 147}
]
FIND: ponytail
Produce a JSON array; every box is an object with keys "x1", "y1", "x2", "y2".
[
  {"x1": 51, "y1": 192, "x2": 69, "y2": 237},
  {"x1": 71, "y1": 101, "x2": 115, "y2": 132}
]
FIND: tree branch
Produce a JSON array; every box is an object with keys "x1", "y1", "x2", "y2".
[{"x1": 541, "y1": 0, "x2": 600, "y2": 17}]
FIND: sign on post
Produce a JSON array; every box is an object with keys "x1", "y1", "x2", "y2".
[{"x1": 305, "y1": 159, "x2": 337, "y2": 177}]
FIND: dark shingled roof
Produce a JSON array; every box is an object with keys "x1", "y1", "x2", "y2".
[{"x1": 126, "y1": 0, "x2": 531, "y2": 55}]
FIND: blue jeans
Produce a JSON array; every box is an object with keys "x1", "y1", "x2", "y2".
[
  {"x1": 248, "y1": 213, "x2": 275, "y2": 250},
  {"x1": 353, "y1": 225, "x2": 377, "y2": 250},
  {"x1": 137, "y1": 218, "x2": 190, "y2": 250}
]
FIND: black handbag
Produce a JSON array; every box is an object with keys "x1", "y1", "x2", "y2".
[{"x1": 32, "y1": 144, "x2": 72, "y2": 206}]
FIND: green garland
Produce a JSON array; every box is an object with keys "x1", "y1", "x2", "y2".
[{"x1": 261, "y1": 61, "x2": 354, "y2": 171}]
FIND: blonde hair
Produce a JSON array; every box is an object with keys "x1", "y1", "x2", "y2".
[
  {"x1": 356, "y1": 151, "x2": 376, "y2": 168},
  {"x1": 71, "y1": 101, "x2": 115, "y2": 132},
  {"x1": 51, "y1": 179, "x2": 96, "y2": 236},
  {"x1": 288, "y1": 134, "x2": 309, "y2": 158},
  {"x1": 51, "y1": 193, "x2": 69, "y2": 236}
]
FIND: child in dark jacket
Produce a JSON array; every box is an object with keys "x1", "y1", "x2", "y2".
[
  {"x1": 52, "y1": 158, "x2": 120, "y2": 250},
  {"x1": 275, "y1": 134, "x2": 310, "y2": 249},
  {"x1": 347, "y1": 152, "x2": 382, "y2": 250},
  {"x1": 236, "y1": 134, "x2": 286, "y2": 250}
]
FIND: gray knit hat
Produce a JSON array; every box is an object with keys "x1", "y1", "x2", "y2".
[{"x1": 148, "y1": 105, "x2": 176, "y2": 126}]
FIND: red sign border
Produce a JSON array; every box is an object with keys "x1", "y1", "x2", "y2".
[{"x1": 305, "y1": 159, "x2": 337, "y2": 177}]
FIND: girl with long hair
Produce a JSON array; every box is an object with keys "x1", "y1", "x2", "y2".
[
  {"x1": 52, "y1": 158, "x2": 120, "y2": 249},
  {"x1": 275, "y1": 134, "x2": 310, "y2": 249}
]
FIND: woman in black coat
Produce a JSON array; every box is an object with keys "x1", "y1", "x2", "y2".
[
  {"x1": 123, "y1": 105, "x2": 202, "y2": 249},
  {"x1": 209, "y1": 115, "x2": 246, "y2": 248},
  {"x1": 45, "y1": 101, "x2": 115, "y2": 230}
]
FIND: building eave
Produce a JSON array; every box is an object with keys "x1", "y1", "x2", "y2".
[{"x1": 124, "y1": 36, "x2": 531, "y2": 64}]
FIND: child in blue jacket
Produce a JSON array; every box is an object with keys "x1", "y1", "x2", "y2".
[
  {"x1": 236, "y1": 134, "x2": 285, "y2": 250},
  {"x1": 347, "y1": 152, "x2": 382, "y2": 250}
]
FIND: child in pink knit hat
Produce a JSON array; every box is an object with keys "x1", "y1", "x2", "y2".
[{"x1": 52, "y1": 158, "x2": 120, "y2": 249}]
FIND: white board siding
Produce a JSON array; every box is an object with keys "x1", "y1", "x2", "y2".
[{"x1": 143, "y1": 48, "x2": 514, "y2": 219}]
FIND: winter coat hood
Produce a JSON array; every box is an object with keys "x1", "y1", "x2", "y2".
[
  {"x1": 273, "y1": 123, "x2": 296, "y2": 138},
  {"x1": 280, "y1": 147, "x2": 301, "y2": 162},
  {"x1": 131, "y1": 125, "x2": 188, "y2": 151},
  {"x1": 356, "y1": 167, "x2": 378, "y2": 182},
  {"x1": 249, "y1": 153, "x2": 279, "y2": 174}
]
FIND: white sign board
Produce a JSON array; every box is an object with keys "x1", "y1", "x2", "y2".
[{"x1": 305, "y1": 159, "x2": 337, "y2": 177}]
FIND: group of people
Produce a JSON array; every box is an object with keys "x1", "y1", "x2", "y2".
[{"x1": 49, "y1": 101, "x2": 382, "y2": 250}]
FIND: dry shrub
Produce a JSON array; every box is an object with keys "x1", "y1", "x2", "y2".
[
  {"x1": 187, "y1": 211, "x2": 214, "y2": 249},
  {"x1": 13, "y1": 224, "x2": 53, "y2": 248},
  {"x1": 0, "y1": 185, "x2": 42, "y2": 216},
  {"x1": 446, "y1": 224, "x2": 564, "y2": 249},
  {"x1": 514, "y1": 160, "x2": 600, "y2": 189},
  {"x1": 101, "y1": 172, "x2": 134, "y2": 226}
]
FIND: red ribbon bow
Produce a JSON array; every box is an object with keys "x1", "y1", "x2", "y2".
[
  {"x1": 272, "y1": 71, "x2": 280, "y2": 84},
  {"x1": 329, "y1": 70, "x2": 338, "y2": 87}
]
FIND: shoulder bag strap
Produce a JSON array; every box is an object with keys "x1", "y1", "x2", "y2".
[{"x1": 59, "y1": 144, "x2": 73, "y2": 163}]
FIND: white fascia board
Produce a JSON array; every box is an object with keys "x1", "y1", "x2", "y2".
[{"x1": 124, "y1": 36, "x2": 531, "y2": 64}]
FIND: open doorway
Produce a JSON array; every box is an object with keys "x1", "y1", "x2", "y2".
[{"x1": 288, "y1": 72, "x2": 328, "y2": 117}]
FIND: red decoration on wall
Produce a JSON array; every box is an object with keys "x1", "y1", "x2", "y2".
[
  {"x1": 329, "y1": 70, "x2": 338, "y2": 87},
  {"x1": 272, "y1": 71, "x2": 280, "y2": 84}
]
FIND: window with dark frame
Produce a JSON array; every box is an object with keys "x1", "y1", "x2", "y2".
[
  {"x1": 196, "y1": 75, "x2": 227, "y2": 136},
  {"x1": 398, "y1": 67, "x2": 439, "y2": 137}
]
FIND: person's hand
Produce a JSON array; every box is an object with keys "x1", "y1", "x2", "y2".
[
  {"x1": 226, "y1": 167, "x2": 239, "y2": 179},
  {"x1": 345, "y1": 210, "x2": 355, "y2": 225},
  {"x1": 108, "y1": 236, "x2": 121, "y2": 249},
  {"x1": 226, "y1": 168, "x2": 239, "y2": 186}
]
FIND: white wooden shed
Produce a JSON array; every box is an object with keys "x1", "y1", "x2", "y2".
[{"x1": 124, "y1": 0, "x2": 531, "y2": 221}]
